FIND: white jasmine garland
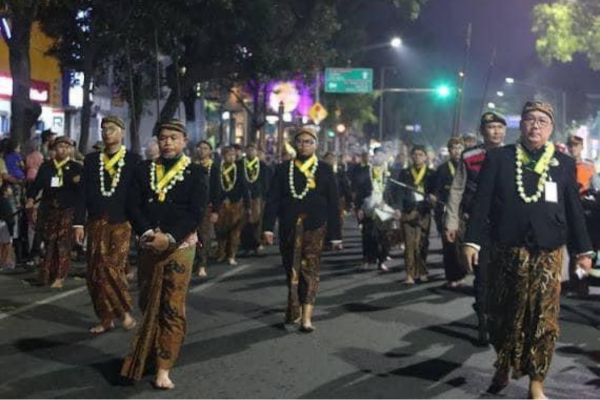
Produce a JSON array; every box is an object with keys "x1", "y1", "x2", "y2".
[
  {"x1": 515, "y1": 143, "x2": 553, "y2": 203},
  {"x1": 244, "y1": 159, "x2": 260, "y2": 183},
  {"x1": 99, "y1": 146, "x2": 126, "y2": 197},
  {"x1": 289, "y1": 157, "x2": 318, "y2": 200},
  {"x1": 221, "y1": 162, "x2": 237, "y2": 192},
  {"x1": 150, "y1": 155, "x2": 191, "y2": 200}
]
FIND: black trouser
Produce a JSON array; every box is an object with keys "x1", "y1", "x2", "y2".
[{"x1": 473, "y1": 246, "x2": 490, "y2": 313}]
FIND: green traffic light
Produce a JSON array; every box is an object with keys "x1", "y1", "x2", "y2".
[{"x1": 436, "y1": 85, "x2": 451, "y2": 98}]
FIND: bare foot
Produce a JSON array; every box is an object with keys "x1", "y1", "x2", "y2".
[
  {"x1": 197, "y1": 267, "x2": 207, "y2": 278},
  {"x1": 154, "y1": 369, "x2": 175, "y2": 390},
  {"x1": 404, "y1": 277, "x2": 415, "y2": 285},
  {"x1": 50, "y1": 279, "x2": 64, "y2": 289},
  {"x1": 529, "y1": 380, "x2": 547, "y2": 399},
  {"x1": 122, "y1": 314, "x2": 137, "y2": 331},
  {"x1": 90, "y1": 322, "x2": 115, "y2": 334},
  {"x1": 228, "y1": 258, "x2": 238, "y2": 266}
]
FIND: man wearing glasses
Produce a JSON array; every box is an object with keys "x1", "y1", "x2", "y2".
[
  {"x1": 463, "y1": 102, "x2": 593, "y2": 399},
  {"x1": 262, "y1": 127, "x2": 342, "y2": 333}
]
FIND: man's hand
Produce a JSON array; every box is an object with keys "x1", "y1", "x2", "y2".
[
  {"x1": 25, "y1": 198, "x2": 35, "y2": 210},
  {"x1": 74, "y1": 227, "x2": 85, "y2": 245},
  {"x1": 139, "y1": 231, "x2": 155, "y2": 249},
  {"x1": 428, "y1": 194, "x2": 438, "y2": 205},
  {"x1": 577, "y1": 255, "x2": 593, "y2": 274},
  {"x1": 445, "y1": 230, "x2": 457, "y2": 243},
  {"x1": 331, "y1": 241, "x2": 343, "y2": 251},
  {"x1": 393, "y1": 210, "x2": 402, "y2": 220},
  {"x1": 462, "y1": 245, "x2": 479, "y2": 273},
  {"x1": 210, "y1": 212, "x2": 219, "y2": 224},
  {"x1": 262, "y1": 232, "x2": 274, "y2": 246},
  {"x1": 148, "y1": 231, "x2": 170, "y2": 253}
]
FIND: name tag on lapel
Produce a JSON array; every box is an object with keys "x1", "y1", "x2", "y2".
[
  {"x1": 545, "y1": 181, "x2": 558, "y2": 203},
  {"x1": 51, "y1": 177, "x2": 61, "y2": 188}
]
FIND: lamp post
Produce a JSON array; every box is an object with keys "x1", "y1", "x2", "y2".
[{"x1": 345, "y1": 37, "x2": 402, "y2": 143}]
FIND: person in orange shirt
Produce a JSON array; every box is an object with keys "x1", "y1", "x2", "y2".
[{"x1": 566, "y1": 134, "x2": 596, "y2": 297}]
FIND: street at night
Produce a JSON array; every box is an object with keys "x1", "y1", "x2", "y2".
[{"x1": 0, "y1": 221, "x2": 598, "y2": 399}]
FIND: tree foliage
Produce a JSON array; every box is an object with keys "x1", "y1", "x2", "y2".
[
  {"x1": 0, "y1": 0, "x2": 45, "y2": 145},
  {"x1": 532, "y1": 0, "x2": 600, "y2": 70}
]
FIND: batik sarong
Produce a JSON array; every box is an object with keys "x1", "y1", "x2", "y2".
[
  {"x1": 214, "y1": 200, "x2": 244, "y2": 260},
  {"x1": 487, "y1": 245, "x2": 563, "y2": 381},
  {"x1": 86, "y1": 218, "x2": 132, "y2": 327},
  {"x1": 120, "y1": 245, "x2": 195, "y2": 381},
  {"x1": 240, "y1": 197, "x2": 264, "y2": 251},
  {"x1": 401, "y1": 209, "x2": 431, "y2": 279},
  {"x1": 40, "y1": 206, "x2": 74, "y2": 285},
  {"x1": 195, "y1": 204, "x2": 214, "y2": 270},
  {"x1": 279, "y1": 216, "x2": 326, "y2": 323}
]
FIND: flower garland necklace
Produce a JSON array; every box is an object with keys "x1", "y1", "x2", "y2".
[
  {"x1": 515, "y1": 142, "x2": 555, "y2": 203},
  {"x1": 99, "y1": 145, "x2": 126, "y2": 197},
  {"x1": 289, "y1": 155, "x2": 318, "y2": 200},
  {"x1": 370, "y1": 164, "x2": 388, "y2": 193},
  {"x1": 221, "y1": 162, "x2": 237, "y2": 192},
  {"x1": 244, "y1": 157, "x2": 260, "y2": 183},
  {"x1": 150, "y1": 154, "x2": 191, "y2": 202}
]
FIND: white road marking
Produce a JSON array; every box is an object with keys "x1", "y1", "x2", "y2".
[
  {"x1": 189, "y1": 263, "x2": 252, "y2": 294},
  {"x1": 0, "y1": 286, "x2": 87, "y2": 322}
]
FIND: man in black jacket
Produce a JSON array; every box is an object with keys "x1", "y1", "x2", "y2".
[
  {"x1": 121, "y1": 120, "x2": 207, "y2": 389},
  {"x1": 193, "y1": 140, "x2": 221, "y2": 277},
  {"x1": 240, "y1": 143, "x2": 269, "y2": 255},
  {"x1": 463, "y1": 102, "x2": 593, "y2": 399},
  {"x1": 26, "y1": 137, "x2": 83, "y2": 289},
  {"x1": 262, "y1": 126, "x2": 341, "y2": 332},
  {"x1": 74, "y1": 116, "x2": 139, "y2": 334},
  {"x1": 214, "y1": 146, "x2": 250, "y2": 266}
]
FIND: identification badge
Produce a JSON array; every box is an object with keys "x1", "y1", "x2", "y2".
[
  {"x1": 545, "y1": 181, "x2": 558, "y2": 203},
  {"x1": 51, "y1": 176, "x2": 61, "y2": 188},
  {"x1": 414, "y1": 192, "x2": 424, "y2": 202}
]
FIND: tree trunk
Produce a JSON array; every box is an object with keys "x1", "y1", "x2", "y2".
[
  {"x1": 8, "y1": 4, "x2": 40, "y2": 146},
  {"x1": 79, "y1": 58, "x2": 94, "y2": 153},
  {"x1": 128, "y1": 74, "x2": 143, "y2": 155}
]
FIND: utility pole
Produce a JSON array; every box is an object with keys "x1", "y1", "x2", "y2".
[
  {"x1": 452, "y1": 22, "x2": 472, "y2": 137},
  {"x1": 378, "y1": 67, "x2": 385, "y2": 142}
]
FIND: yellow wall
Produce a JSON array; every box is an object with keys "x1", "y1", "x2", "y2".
[{"x1": 0, "y1": 22, "x2": 62, "y2": 107}]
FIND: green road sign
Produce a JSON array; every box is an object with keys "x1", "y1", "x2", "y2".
[{"x1": 325, "y1": 68, "x2": 373, "y2": 94}]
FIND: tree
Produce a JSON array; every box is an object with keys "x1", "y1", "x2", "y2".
[
  {"x1": 532, "y1": 0, "x2": 600, "y2": 70},
  {"x1": 0, "y1": 0, "x2": 43, "y2": 146},
  {"x1": 39, "y1": 0, "x2": 137, "y2": 152}
]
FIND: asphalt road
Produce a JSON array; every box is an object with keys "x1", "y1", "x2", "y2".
[{"x1": 0, "y1": 220, "x2": 598, "y2": 399}]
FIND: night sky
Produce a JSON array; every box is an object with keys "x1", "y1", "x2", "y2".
[{"x1": 364, "y1": 0, "x2": 600, "y2": 135}]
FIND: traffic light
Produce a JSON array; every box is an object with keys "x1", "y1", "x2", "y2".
[{"x1": 436, "y1": 85, "x2": 451, "y2": 98}]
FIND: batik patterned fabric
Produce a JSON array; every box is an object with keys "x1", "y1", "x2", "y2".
[
  {"x1": 195, "y1": 204, "x2": 214, "y2": 270},
  {"x1": 40, "y1": 207, "x2": 74, "y2": 285},
  {"x1": 120, "y1": 246, "x2": 194, "y2": 380},
  {"x1": 487, "y1": 245, "x2": 563, "y2": 381},
  {"x1": 214, "y1": 200, "x2": 244, "y2": 260},
  {"x1": 85, "y1": 219, "x2": 133, "y2": 327},
  {"x1": 280, "y1": 216, "x2": 326, "y2": 323},
  {"x1": 240, "y1": 198, "x2": 264, "y2": 251},
  {"x1": 401, "y1": 209, "x2": 431, "y2": 279}
]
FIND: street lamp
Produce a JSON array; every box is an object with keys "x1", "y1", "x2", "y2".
[
  {"x1": 390, "y1": 37, "x2": 402, "y2": 49},
  {"x1": 336, "y1": 123, "x2": 346, "y2": 134},
  {"x1": 496, "y1": 91, "x2": 504, "y2": 97},
  {"x1": 487, "y1": 102, "x2": 496, "y2": 109},
  {"x1": 505, "y1": 77, "x2": 515, "y2": 84}
]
